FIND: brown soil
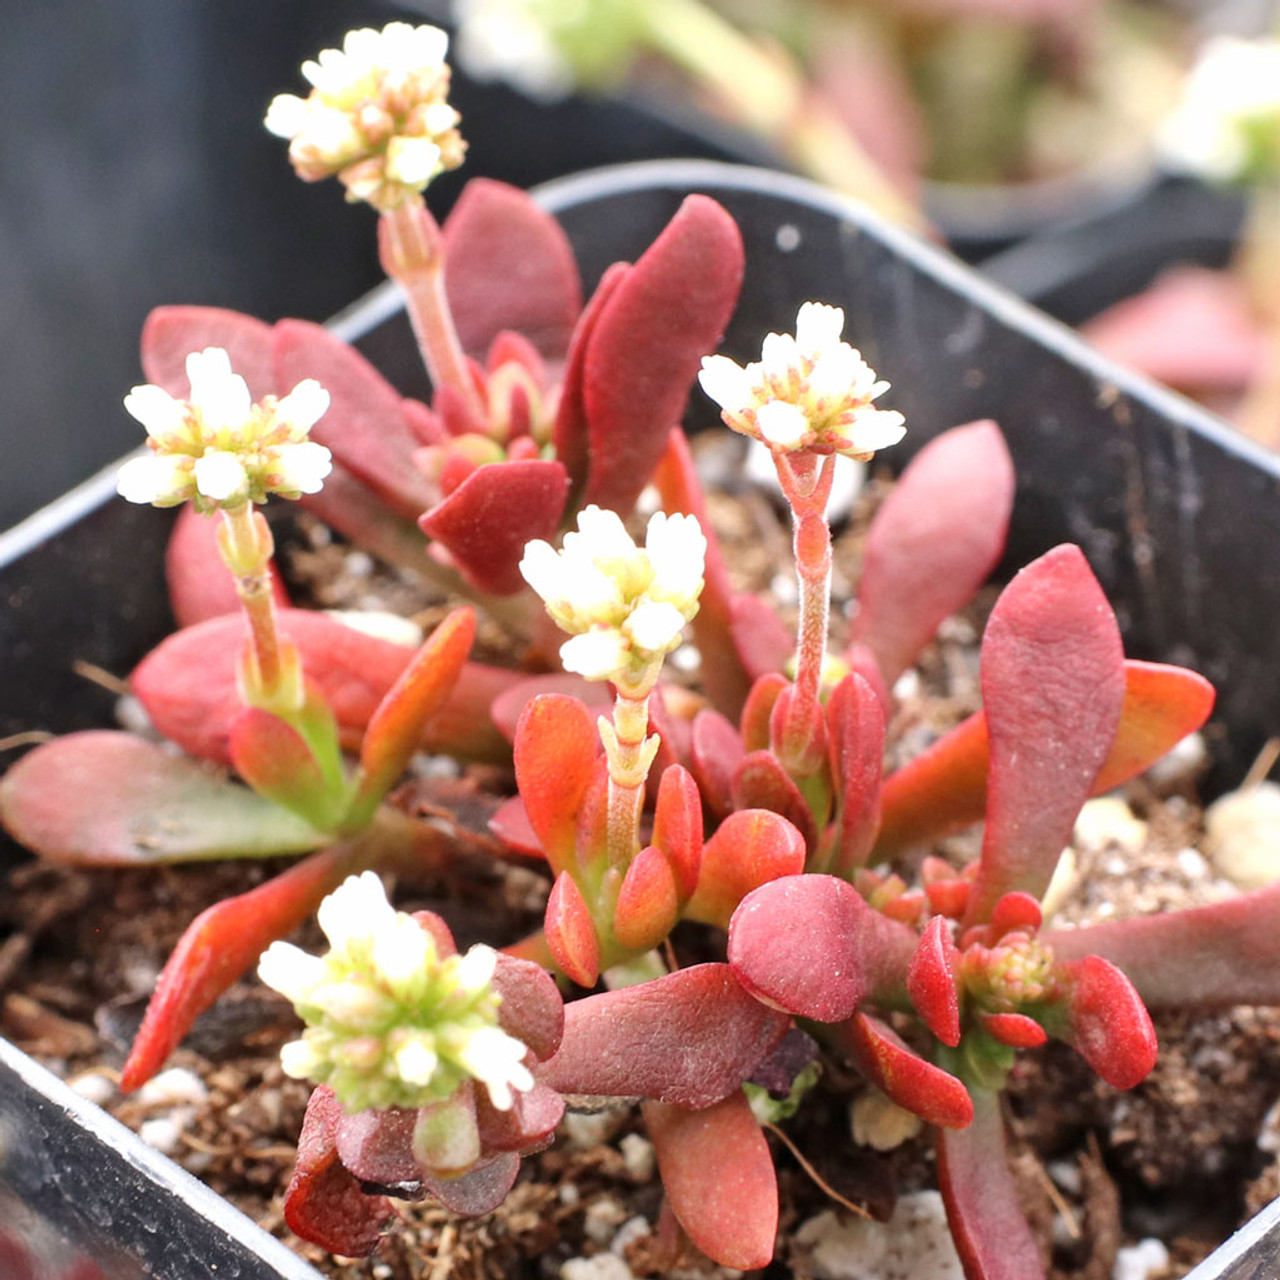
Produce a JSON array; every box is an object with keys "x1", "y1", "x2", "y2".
[{"x1": 3, "y1": 436, "x2": 1277, "y2": 1279}]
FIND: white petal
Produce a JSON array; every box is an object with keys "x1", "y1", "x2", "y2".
[
  {"x1": 303, "y1": 106, "x2": 364, "y2": 162},
  {"x1": 395, "y1": 1037, "x2": 440, "y2": 1086},
  {"x1": 258, "y1": 942, "x2": 328, "y2": 1004},
  {"x1": 318, "y1": 872, "x2": 397, "y2": 952},
  {"x1": 456, "y1": 944, "x2": 498, "y2": 993},
  {"x1": 116, "y1": 454, "x2": 190, "y2": 506},
  {"x1": 755, "y1": 400, "x2": 811, "y2": 450},
  {"x1": 697, "y1": 354, "x2": 753, "y2": 413},
  {"x1": 264, "y1": 93, "x2": 310, "y2": 139},
  {"x1": 279, "y1": 1037, "x2": 324, "y2": 1080},
  {"x1": 373, "y1": 915, "x2": 433, "y2": 993},
  {"x1": 644, "y1": 511, "x2": 705, "y2": 608},
  {"x1": 841, "y1": 408, "x2": 908, "y2": 456},
  {"x1": 272, "y1": 441, "x2": 332, "y2": 494},
  {"x1": 760, "y1": 331, "x2": 802, "y2": 382},
  {"x1": 123, "y1": 384, "x2": 189, "y2": 441},
  {"x1": 519, "y1": 539, "x2": 570, "y2": 604},
  {"x1": 385, "y1": 135, "x2": 442, "y2": 186},
  {"x1": 560, "y1": 629, "x2": 629, "y2": 681},
  {"x1": 794, "y1": 301, "x2": 844, "y2": 356},
  {"x1": 568, "y1": 506, "x2": 636, "y2": 567},
  {"x1": 422, "y1": 102, "x2": 460, "y2": 135},
  {"x1": 186, "y1": 348, "x2": 251, "y2": 434},
  {"x1": 806, "y1": 344, "x2": 867, "y2": 410},
  {"x1": 193, "y1": 452, "x2": 249, "y2": 502},
  {"x1": 626, "y1": 600, "x2": 686, "y2": 653},
  {"x1": 275, "y1": 379, "x2": 330, "y2": 433},
  {"x1": 310, "y1": 980, "x2": 396, "y2": 1030},
  {"x1": 456, "y1": 1026, "x2": 533, "y2": 1111}
]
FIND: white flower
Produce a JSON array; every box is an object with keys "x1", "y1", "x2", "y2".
[
  {"x1": 520, "y1": 507, "x2": 706, "y2": 685},
  {"x1": 453, "y1": 0, "x2": 576, "y2": 101},
  {"x1": 259, "y1": 873, "x2": 531, "y2": 1115},
  {"x1": 698, "y1": 302, "x2": 906, "y2": 460},
  {"x1": 451, "y1": 1025, "x2": 535, "y2": 1111},
  {"x1": 266, "y1": 21, "x2": 465, "y2": 210},
  {"x1": 117, "y1": 347, "x2": 332, "y2": 512},
  {"x1": 1159, "y1": 36, "x2": 1280, "y2": 183}
]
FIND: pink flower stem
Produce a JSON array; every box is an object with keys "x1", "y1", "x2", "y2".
[
  {"x1": 379, "y1": 201, "x2": 486, "y2": 423},
  {"x1": 774, "y1": 451, "x2": 836, "y2": 774},
  {"x1": 605, "y1": 688, "x2": 652, "y2": 869}
]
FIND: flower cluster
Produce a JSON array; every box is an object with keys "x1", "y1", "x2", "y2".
[
  {"x1": 258, "y1": 873, "x2": 533, "y2": 1113},
  {"x1": 519, "y1": 507, "x2": 706, "y2": 686},
  {"x1": 265, "y1": 22, "x2": 465, "y2": 211},
  {"x1": 698, "y1": 301, "x2": 905, "y2": 459},
  {"x1": 961, "y1": 933, "x2": 1058, "y2": 1014},
  {"x1": 1159, "y1": 35, "x2": 1280, "y2": 183},
  {"x1": 116, "y1": 348, "x2": 331, "y2": 511}
]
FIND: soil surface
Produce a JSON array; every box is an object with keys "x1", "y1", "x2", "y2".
[{"x1": 3, "y1": 435, "x2": 1278, "y2": 1280}]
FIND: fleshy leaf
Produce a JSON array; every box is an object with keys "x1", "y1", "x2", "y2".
[
  {"x1": 614, "y1": 845, "x2": 680, "y2": 952},
  {"x1": 476, "y1": 1082, "x2": 565, "y2": 1153},
  {"x1": 582, "y1": 196, "x2": 745, "y2": 516},
  {"x1": 876, "y1": 660, "x2": 1215, "y2": 858},
  {"x1": 1044, "y1": 880, "x2": 1280, "y2": 1011},
  {"x1": 683, "y1": 810, "x2": 807, "y2": 930},
  {"x1": 166, "y1": 505, "x2": 289, "y2": 627},
  {"x1": 0, "y1": 731, "x2": 326, "y2": 867},
  {"x1": 334, "y1": 1107, "x2": 420, "y2": 1188},
  {"x1": 739, "y1": 674, "x2": 788, "y2": 755},
  {"x1": 1054, "y1": 955, "x2": 1157, "y2": 1089},
  {"x1": 690, "y1": 708, "x2": 744, "y2": 819},
  {"x1": 907, "y1": 915, "x2": 962, "y2": 1047},
  {"x1": 537, "y1": 964, "x2": 790, "y2": 1108},
  {"x1": 283, "y1": 1087, "x2": 393, "y2": 1256},
  {"x1": 980, "y1": 1012, "x2": 1047, "y2": 1049},
  {"x1": 418, "y1": 458, "x2": 569, "y2": 595},
  {"x1": 643, "y1": 1093, "x2": 777, "y2": 1272},
  {"x1": 348, "y1": 608, "x2": 476, "y2": 824},
  {"x1": 728, "y1": 875, "x2": 916, "y2": 1020},
  {"x1": 827, "y1": 672, "x2": 885, "y2": 875},
  {"x1": 491, "y1": 954, "x2": 564, "y2": 1062},
  {"x1": 274, "y1": 318, "x2": 437, "y2": 522},
  {"x1": 731, "y1": 751, "x2": 818, "y2": 855},
  {"x1": 652, "y1": 764, "x2": 703, "y2": 900},
  {"x1": 937, "y1": 1088, "x2": 1045, "y2": 1280},
  {"x1": 491, "y1": 672, "x2": 608, "y2": 743},
  {"x1": 729, "y1": 593, "x2": 795, "y2": 683},
  {"x1": 141, "y1": 305, "x2": 276, "y2": 400},
  {"x1": 131, "y1": 609, "x2": 515, "y2": 767},
  {"x1": 851, "y1": 420, "x2": 1014, "y2": 687},
  {"x1": 650, "y1": 428, "x2": 752, "y2": 713},
  {"x1": 228, "y1": 703, "x2": 344, "y2": 832},
  {"x1": 488, "y1": 796, "x2": 545, "y2": 859},
  {"x1": 545, "y1": 871, "x2": 600, "y2": 988},
  {"x1": 422, "y1": 1153, "x2": 521, "y2": 1216},
  {"x1": 965, "y1": 546, "x2": 1125, "y2": 924},
  {"x1": 119, "y1": 841, "x2": 372, "y2": 1091},
  {"x1": 442, "y1": 178, "x2": 582, "y2": 360},
  {"x1": 513, "y1": 694, "x2": 601, "y2": 876},
  {"x1": 837, "y1": 1011, "x2": 974, "y2": 1129}
]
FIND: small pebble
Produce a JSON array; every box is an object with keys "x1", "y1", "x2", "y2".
[
  {"x1": 561, "y1": 1109, "x2": 624, "y2": 1148},
  {"x1": 584, "y1": 1197, "x2": 628, "y2": 1245},
  {"x1": 1074, "y1": 797, "x2": 1148, "y2": 854},
  {"x1": 850, "y1": 1089, "x2": 922, "y2": 1152},
  {"x1": 610, "y1": 1216, "x2": 650, "y2": 1256},
  {"x1": 891, "y1": 670, "x2": 920, "y2": 702},
  {"x1": 559, "y1": 1183, "x2": 581, "y2": 1207},
  {"x1": 138, "y1": 1112, "x2": 191, "y2": 1155},
  {"x1": 619, "y1": 1133, "x2": 655, "y2": 1182},
  {"x1": 1204, "y1": 782, "x2": 1280, "y2": 890},
  {"x1": 793, "y1": 1194, "x2": 963, "y2": 1279},
  {"x1": 561, "y1": 1254, "x2": 634, "y2": 1280},
  {"x1": 325, "y1": 608, "x2": 422, "y2": 647},
  {"x1": 1112, "y1": 1237, "x2": 1169, "y2": 1280},
  {"x1": 69, "y1": 1072, "x2": 116, "y2": 1107},
  {"x1": 1145, "y1": 731, "x2": 1208, "y2": 790},
  {"x1": 137, "y1": 1067, "x2": 208, "y2": 1108},
  {"x1": 1039, "y1": 848, "x2": 1079, "y2": 923},
  {"x1": 344, "y1": 550, "x2": 374, "y2": 578},
  {"x1": 1257, "y1": 1095, "x2": 1280, "y2": 1153},
  {"x1": 1175, "y1": 847, "x2": 1210, "y2": 881}
]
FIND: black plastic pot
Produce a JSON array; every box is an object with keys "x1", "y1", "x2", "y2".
[{"x1": 3, "y1": 159, "x2": 1280, "y2": 1277}]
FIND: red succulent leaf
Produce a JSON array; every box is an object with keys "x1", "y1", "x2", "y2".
[
  {"x1": 410, "y1": 909, "x2": 457, "y2": 960},
  {"x1": 615, "y1": 845, "x2": 680, "y2": 952},
  {"x1": 1044, "y1": 880, "x2": 1280, "y2": 1011},
  {"x1": 350, "y1": 608, "x2": 476, "y2": 820},
  {"x1": 422, "y1": 1153, "x2": 521, "y2": 1215},
  {"x1": 545, "y1": 871, "x2": 600, "y2": 988},
  {"x1": 690, "y1": 708, "x2": 745, "y2": 819},
  {"x1": 442, "y1": 178, "x2": 582, "y2": 360},
  {"x1": 537, "y1": 963, "x2": 790, "y2": 1108},
  {"x1": 837, "y1": 1011, "x2": 974, "y2": 1129},
  {"x1": 131, "y1": 609, "x2": 516, "y2": 767},
  {"x1": 729, "y1": 593, "x2": 795, "y2": 683},
  {"x1": 729, "y1": 874, "x2": 918, "y2": 1021},
  {"x1": 876, "y1": 660, "x2": 1215, "y2": 858},
  {"x1": 643, "y1": 1092, "x2": 777, "y2": 1272},
  {"x1": 488, "y1": 796, "x2": 545, "y2": 859},
  {"x1": 740, "y1": 674, "x2": 789, "y2": 754},
  {"x1": 334, "y1": 1107, "x2": 420, "y2": 1188},
  {"x1": 582, "y1": 195, "x2": 745, "y2": 516},
  {"x1": 924, "y1": 878, "x2": 972, "y2": 920},
  {"x1": 402, "y1": 396, "x2": 444, "y2": 445},
  {"x1": 141, "y1": 305, "x2": 276, "y2": 399},
  {"x1": 731, "y1": 751, "x2": 819, "y2": 855},
  {"x1": 826, "y1": 672, "x2": 885, "y2": 875},
  {"x1": 418, "y1": 458, "x2": 569, "y2": 595},
  {"x1": 907, "y1": 915, "x2": 962, "y2": 1047},
  {"x1": 684, "y1": 809, "x2": 807, "y2": 929},
  {"x1": 555, "y1": 261, "x2": 630, "y2": 500},
  {"x1": 490, "y1": 672, "x2": 608, "y2": 743},
  {"x1": 988, "y1": 891, "x2": 1042, "y2": 940},
  {"x1": 228, "y1": 701, "x2": 339, "y2": 829},
  {"x1": 120, "y1": 841, "x2": 370, "y2": 1091},
  {"x1": 274, "y1": 319, "x2": 437, "y2": 522},
  {"x1": 1056, "y1": 956, "x2": 1157, "y2": 1090},
  {"x1": 650, "y1": 428, "x2": 752, "y2": 713},
  {"x1": 851, "y1": 420, "x2": 1014, "y2": 688},
  {"x1": 513, "y1": 693, "x2": 601, "y2": 876},
  {"x1": 476, "y1": 1081, "x2": 565, "y2": 1153},
  {"x1": 166, "y1": 505, "x2": 289, "y2": 627},
  {"x1": 491, "y1": 954, "x2": 564, "y2": 1062},
  {"x1": 283, "y1": 1088, "x2": 393, "y2": 1256},
  {"x1": 652, "y1": 764, "x2": 704, "y2": 900},
  {"x1": 0, "y1": 731, "x2": 324, "y2": 867},
  {"x1": 937, "y1": 1087, "x2": 1045, "y2": 1280},
  {"x1": 980, "y1": 1012, "x2": 1047, "y2": 1049},
  {"x1": 965, "y1": 546, "x2": 1126, "y2": 924}
]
